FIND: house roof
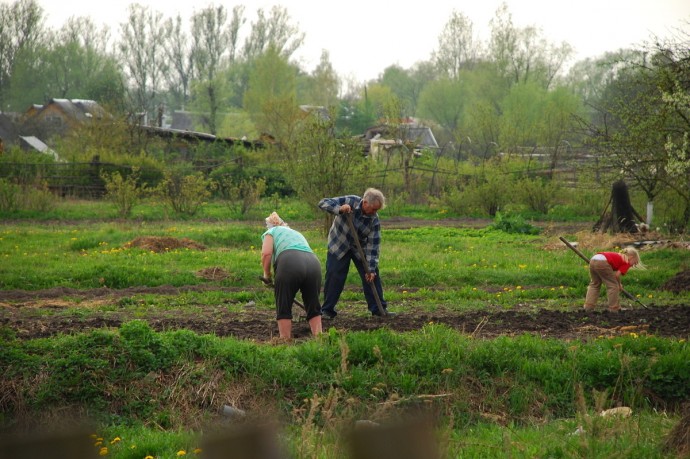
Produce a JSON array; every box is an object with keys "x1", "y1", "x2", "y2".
[
  {"x1": 364, "y1": 124, "x2": 439, "y2": 150},
  {"x1": 48, "y1": 98, "x2": 106, "y2": 121},
  {"x1": 139, "y1": 125, "x2": 264, "y2": 150},
  {"x1": 19, "y1": 135, "x2": 60, "y2": 160}
]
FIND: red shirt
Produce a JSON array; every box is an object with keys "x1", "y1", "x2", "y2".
[{"x1": 598, "y1": 252, "x2": 631, "y2": 275}]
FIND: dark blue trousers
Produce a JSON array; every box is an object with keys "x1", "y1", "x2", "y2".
[{"x1": 321, "y1": 250, "x2": 387, "y2": 315}]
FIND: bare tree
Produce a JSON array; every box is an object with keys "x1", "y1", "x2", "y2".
[
  {"x1": 163, "y1": 14, "x2": 195, "y2": 110},
  {"x1": 488, "y1": 3, "x2": 572, "y2": 89},
  {"x1": 190, "y1": 5, "x2": 244, "y2": 135},
  {"x1": 433, "y1": 10, "x2": 480, "y2": 79},
  {"x1": 118, "y1": 3, "x2": 168, "y2": 124},
  {"x1": 241, "y1": 5, "x2": 304, "y2": 61}
]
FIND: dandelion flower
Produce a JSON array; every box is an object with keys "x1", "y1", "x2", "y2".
[
  {"x1": 177, "y1": 450, "x2": 187, "y2": 456},
  {"x1": 145, "y1": 456, "x2": 154, "y2": 459},
  {"x1": 193, "y1": 448, "x2": 203, "y2": 454},
  {"x1": 518, "y1": 264, "x2": 527, "y2": 269},
  {"x1": 99, "y1": 447, "x2": 108, "y2": 456},
  {"x1": 110, "y1": 437, "x2": 121, "y2": 444}
]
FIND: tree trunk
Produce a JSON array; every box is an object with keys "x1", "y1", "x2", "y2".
[{"x1": 593, "y1": 180, "x2": 640, "y2": 233}]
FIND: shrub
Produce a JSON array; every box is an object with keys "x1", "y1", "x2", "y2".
[
  {"x1": 489, "y1": 212, "x2": 540, "y2": 234},
  {"x1": 516, "y1": 176, "x2": 561, "y2": 214},
  {"x1": 0, "y1": 178, "x2": 20, "y2": 212},
  {"x1": 102, "y1": 167, "x2": 144, "y2": 217},
  {"x1": 155, "y1": 168, "x2": 217, "y2": 216},
  {"x1": 221, "y1": 177, "x2": 267, "y2": 216},
  {"x1": 0, "y1": 178, "x2": 55, "y2": 213}
]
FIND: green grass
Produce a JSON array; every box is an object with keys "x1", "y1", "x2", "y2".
[
  {"x1": 2, "y1": 206, "x2": 689, "y2": 458},
  {"x1": 2, "y1": 323, "x2": 689, "y2": 457},
  {"x1": 1, "y1": 221, "x2": 685, "y2": 310}
]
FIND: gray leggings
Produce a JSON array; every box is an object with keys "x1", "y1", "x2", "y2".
[{"x1": 274, "y1": 250, "x2": 322, "y2": 320}]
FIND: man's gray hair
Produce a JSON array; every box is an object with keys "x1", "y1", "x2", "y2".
[{"x1": 363, "y1": 188, "x2": 386, "y2": 209}]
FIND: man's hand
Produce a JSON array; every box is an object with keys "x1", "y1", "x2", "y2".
[
  {"x1": 365, "y1": 272, "x2": 376, "y2": 283},
  {"x1": 339, "y1": 204, "x2": 352, "y2": 214}
]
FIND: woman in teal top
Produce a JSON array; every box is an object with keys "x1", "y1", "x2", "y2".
[{"x1": 261, "y1": 212, "x2": 322, "y2": 339}]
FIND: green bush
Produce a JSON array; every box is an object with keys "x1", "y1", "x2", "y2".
[
  {"x1": 489, "y1": 211, "x2": 541, "y2": 234},
  {"x1": 516, "y1": 176, "x2": 562, "y2": 214},
  {"x1": 102, "y1": 168, "x2": 144, "y2": 217},
  {"x1": 0, "y1": 178, "x2": 20, "y2": 212},
  {"x1": 155, "y1": 168, "x2": 217, "y2": 216}
]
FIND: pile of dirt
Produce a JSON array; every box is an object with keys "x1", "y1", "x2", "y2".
[
  {"x1": 196, "y1": 267, "x2": 230, "y2": 281},
  {"x1": 124, "y1": 236, "x2": 206, "y2": 253},
  {"x1": 661, "y1": 270, "x2": 690, "y2": 294}
]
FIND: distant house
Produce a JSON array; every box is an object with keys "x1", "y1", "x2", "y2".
[
  {"x1": 18, "y1": 135, "x2": 61, "y2": 161},
  {"x1": 170, "y1": 110, "x2": 195, "y2": 131},
  {"x1": 362, "y1": 123, "x2": 439, "y2": 159},
  {"x1": 139, "y1": 125, "x2": 264, "y2": 156},
  {"x1": 21, "y1": 98, "x2": 108, "y2": 140}
]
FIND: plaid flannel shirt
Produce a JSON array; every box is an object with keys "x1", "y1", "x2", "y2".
[{"x1": 318, "y1": 195, "x2": 381, "y2": 273}]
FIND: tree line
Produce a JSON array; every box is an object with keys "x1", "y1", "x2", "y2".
[{"x1": 0, "y1": 0, "x2": 689, "y2": 230}]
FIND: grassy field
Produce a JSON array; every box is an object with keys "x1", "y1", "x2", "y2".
[{"x1": 1, "y1": 201, "x2": 689, "y2": 458}]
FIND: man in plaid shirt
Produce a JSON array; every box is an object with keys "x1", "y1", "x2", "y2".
[{"x1": 318, "y1": 188, "x2": 394, "y2": 318}]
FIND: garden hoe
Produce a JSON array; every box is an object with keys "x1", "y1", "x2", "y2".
[
  {"x1": 258, "y1": 275, "x2": 307, "y2": 313},
  {"x1": 558, "y1": 236, "x2": 648, "y2": 309},
  {"x1": 346, "y1": 213, "x2": 387, "y2": 317}
]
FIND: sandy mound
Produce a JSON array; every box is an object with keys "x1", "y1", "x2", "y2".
[
  {"x1": 124, "y1": 236, "x2": 206, "y2": 253},
  {"x1": 196, "y1": 267, "x2": 230, "y2": 281},
  {"x1": 661, "y1": 270, "x2": 690, "y2": 294}
]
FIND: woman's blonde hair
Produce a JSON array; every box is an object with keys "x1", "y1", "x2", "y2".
[{"x1": 621, "y1": 247, "x2": 646, "y2": 269}]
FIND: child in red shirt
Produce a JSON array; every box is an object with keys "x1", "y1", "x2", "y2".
[{"x1": 584, "y1": 247, "x2": 644, "y2": 312}]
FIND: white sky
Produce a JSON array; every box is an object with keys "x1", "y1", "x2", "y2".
[{"x1": 17, "y1": 0, "x2": 690, "y2": 82}]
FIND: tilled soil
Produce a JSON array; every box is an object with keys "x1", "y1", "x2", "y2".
[{"x1": 1, "y1": 285, "x2": 688, "y2": 342}]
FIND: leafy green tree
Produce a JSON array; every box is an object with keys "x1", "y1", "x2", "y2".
[
  {"x1": 243, "y1": 47, "x2": 299, "y2": 144},
  {"x1": 379, "y1": 63, "x2": 434, "y2": 117},
  {"x1": 538, "y1": 86, "x2": 583, "y2": 177},
  {"x1": 418, "y1": 78, "x2": 467, "y2": 141},
  {"x1": 461, "y1": 62, "x2": 508, "y2": 159},
  {"x1": 363, "y1": 83, "x2": 398, "y2": 123},
  {"x1": 233, "y1": 5, "x2": 304, "y2": 106},
  {"x1": 11, "y1": 17, "x2": 126, "y2": 109},
  {"x1": 302, "y1": 50, "x2": 340, "y2": 109},
  {"x1": 586, "y1": 32, "x2": 690, "y2": 231},
  {"x1": 282, "y1": 110, "x2": 370, "y2": 230},
  {"x1": 0, "y1": 0, "x2": 44, "y2": 110},
  {"x1": 498, "y1": 81, "x2": 543, "y2": 151}
]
